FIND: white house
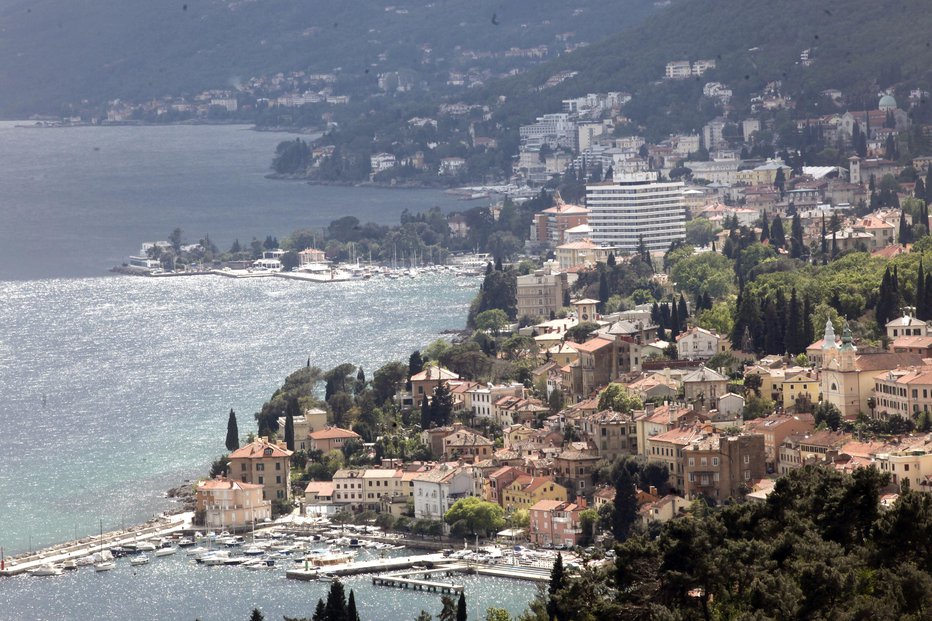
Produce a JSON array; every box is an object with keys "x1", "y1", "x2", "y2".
[
  {"x1": 412, "y1": 463, "x2": 483, "y2": 521},
  {"x1": 718, "y1": 393, "x2": 746, "y2": 419},
  {"x1": 886, "y1": 312, "x2": 928, "y2": 340},
  {"x1": 676, "y1": 326, "x2": 728, "y2": 361}
]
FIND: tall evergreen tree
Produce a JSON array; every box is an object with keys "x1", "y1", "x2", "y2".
[
  {"x1": 598, "y1": 271, "x2": 609, "y2": 311},
  {"x1": 916, "y1": 178, "x2": 927, "y2": 204},
  {"x1": 763, "y1": 296, "x2": 783, "y2": 354},
  {"x1": 250, "y1": 609, "x2": 264, "y2": 621},
  {"x1": 678, "y1": 294, "x2": 689, "y2": 330},
  {"x1": 420, "y1": 394, "x2": 432, "y2": 429},
  {"x1": 324, "y1": 580, "x2": 347, "y2": 621},
  {"x1": 759, "y1": 212, "x2": 770, "y2": 243},
  {"x1": 408, "y1": 350, "x2": 424, "y2": 380},
  {"x1": 284, "y1": 411, "x2": 295, "y2": 451},
  {"x1": 790, "y1": 213, "x2": 804, "y2": 259},
  {"x1": 354, "y1": 367, "x2": 366, "y2": 395},
  {"x1": 925, "y1": 274, "x2": 932, "y2": 325},
  {"x1": 926, "y1": 165, "x2": 932, "y2": 203},
  {"x1": 347, "y1": 590, "x2": 361, "y2": 621},
  {"x1": 876, "y1": 267, "x2": 896, "y2": 328},
  {"x1": 225, "y1": 408, "x2": 240, "y2": 452},
  {"x1": 773, "y1": 167, "x2": 786, "y2": 197},
  {"x1": 607, "y1": 251, "x2": 616, "y2": 268},
  {"x1": 785, "y1": 289, "x2": 804, "y2": 354},
  {"x1": 312, "y1": 599, "x2": 326, "y2": 621},
  {"x1": 770, "y1": 215, "x2": 786, "y2": 249},
  {"x1": 612, "y1": 467, "x2": 639, "y2": 541},
  {"x1": 548, "y1": 553, "x2": 566, "y2": 621},
  {"x1": 918, "y1": 260, "x2": 926, "y2": 320},
  {"x1": 431, "y1": 381, "x2": 454, "y2": 427},
  {"x1": 803, "y1": 297, "x2": 814, "y2": 347},
  {"x1": 670, "y1": 301, "x2": 681, "y2": 339},
  {"x1": 831, "y1": 230, "x2": 838, "y2": 258},
  {"x1": 456, "y1": 592, "x2": 467, "y2": 621},
  {"x1": 899, "y1": 208, "x2": 911, "y2": 244},
  {"x1": 820, "y1": 215, "x2": 828, "y2": 265}
]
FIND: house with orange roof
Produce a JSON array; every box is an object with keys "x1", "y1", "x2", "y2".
[
  {"x1": 777, "y1": 430, "x2": 851, "y2": 475},
  {"x1": 195, "y1": 477, "x2": 271, "y2": 530},
  {"x1": 410, "y1": 365, "x2": 460, "y2": 401},
  {"x1": 228, "y1": 437, "x2": 293, "y2": 502},
  {"x1": 309, "y1": 427, "x2": 362, "y2": 453},
  {"x1": 569, "y1": 336, "x2": 616, "y2": 399},
  {"x1": 486, "y1": 466, "x2": 529, "y2": 506},
  {"x1": 890, "y1": 336, "x2": 932, "y2": 357},
  {"x1": 412, "y1": 463, "x2": 483, "y2": 521},
  {"x1": 532, "y1": 201, "x2": 590, "y2": 245},
  {"x1": 744, "y1": 413, "x2": 816, "y2": 468},
  {"x1": 500, "y1": 475, "x2": 568, "y2": 511},
  {"x1": 872, "y1": 363, "x2": 932, "y2": 420},
  {"x1": 552, "y1": 450, "x2": 601, "y2": 494},
  {"x1": 442, "y1": 429, "x2": 494, "y2": 462},
  {"x1": 645, "y1": 423, "x2": 709, "y2": 490}
]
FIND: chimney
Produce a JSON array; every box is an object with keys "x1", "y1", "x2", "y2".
[
  {"x1": 645, "y1": 403, "x2": 655, "y2": 416},
  {"x1": 649, "y1": 485, "x2": 658, "y2": 496}
]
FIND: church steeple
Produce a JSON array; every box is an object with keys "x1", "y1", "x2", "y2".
[{"x1": 822, "y1": 319, "x2": 837, "y2": 350}]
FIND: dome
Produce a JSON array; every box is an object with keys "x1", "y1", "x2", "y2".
[{"x1": 879, "y1": 94, "x2": 897, "y2": 110}]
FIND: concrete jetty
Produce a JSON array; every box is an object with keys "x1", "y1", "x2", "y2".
[
  {"x1": 1, "y1": 512, "x2": 193, "y2": 577},
  {"x1": 372, "y1": 565, "x2": 465, "y2": 594},
  {"x1": 285, "y1": 552, "x2": 447, "y2": 581}
]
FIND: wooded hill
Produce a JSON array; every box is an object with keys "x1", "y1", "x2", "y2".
[
  {"x1": 0, "y1": 0, "x2": 656, "y2": 116},
  {"x1": 477, "y1": 0, "x2": 932, "y2": 140}
]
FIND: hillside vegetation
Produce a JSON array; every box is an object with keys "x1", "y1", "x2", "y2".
[
  {"x1": 0, "y1": 0, "x2": 656, "y2": 116},
  {"x1": 479, "y1": 0, "x2": 932, "y2": 138}
]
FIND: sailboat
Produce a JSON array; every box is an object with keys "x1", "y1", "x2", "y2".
[{"x1": 93, "y1": 519, "x2": 115, "y2": 572}]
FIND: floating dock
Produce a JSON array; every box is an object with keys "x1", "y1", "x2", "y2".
[{"x1": 285, "y1": 553, "x2": 447, "y2": 581}]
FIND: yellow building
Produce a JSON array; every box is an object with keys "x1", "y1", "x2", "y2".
[
  {"x1": 228, "y1": 437, "x2": 293, "y2": 502},
  {"x1": 781, "y1": 372, "x2": 820, "y2": 409},
  {"x1": 500, "y1": 475, "x2": 568, "y2": 512}
]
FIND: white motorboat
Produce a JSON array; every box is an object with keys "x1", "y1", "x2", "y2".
[
  {"x1": 186, "y1": 546, "x2": 209, "y2": 557},
  {"x1": 176, "y1": 537, "x2": 195, "y2": 547},
  {"x1": 62, "y1": 560, "x2": 78, "y2": 570},
  {"x1": 200, "y1": 552, "x2": 230, "y2": 566},
  {"x1": 29, "y1": 564, "x2": 63, "y2": 576},
  {"x1": 154, "y1": 547, "x2": 176, "y2": 557},
  {"x1": 243, "y1": 546, "x2": 265, "y2": 556},
  {"x1": 134, "y1": 542, "x2": 157, "y2": 552},
  {"x1": 94, "y1": 562, "x2": 115, "y2": 572},
  {"x1": 129, "y1": 554, "x2": 150, "y2": 566}
]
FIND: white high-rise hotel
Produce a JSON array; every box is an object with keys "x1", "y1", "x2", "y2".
[{"x1": 586, "y1": 171, "x2": 686, "y2": 252}]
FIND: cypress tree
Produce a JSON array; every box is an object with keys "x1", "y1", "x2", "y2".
[
  {"x1": 456, "y1": 592, "x2": 467, "y2": 621},
  {"x1": 670, "y1": 301, "x2": 681, "y2": 339},
  {"x1": 831, "y1": 231, "x2": 838, "y2": 258},
  {"x1": 820, "y1": 215, "x2": 828, "y2": 265},
  {"x1": 925, "y1": 274, "x2": 932, "y2": 325},
  {"x1": 759, "y1": 212, "x2": 770, "y2": 243},
  {"x1": 877, "y1": 267, "x2": 894, "y2": 328},
  {"x1": 770, "y1": 215, "x2": 786, "y2": 249},
  {"x1": 918, "y1": 259, "x2": 926, "y2": 320},
  {"x1": 420, "y1": 394, "x2": 432, "y2": 429},
  {"x1": 612, "y1": 468, "x2": 638, "y2": 541},
  {"x1": 598, "y1": 271, "x2": 609, "y2": 311},
  {"x1": 607, "y1": 251, "x2": 616, "y2": 267},
  {"x1": 324, "y1": 580, "x2": 347, "y2": 621},
  {"x1": 763, "y1": 296, "x2": 782, "y2": 354},
  {"x1": 899, "y1": 208, "x2": 911, "y2": 244},
  {"x1": 926, "y1": 165, "x2": 932, "y2": 204},
  {"x1": 347, "y1": 590, "x2": 361, "y2": 621},
  {"x1": 284, "y1": 411, "x2": 295, "y2": 451},
  {"x1": 312, "y1": 599, "x2": 326, "y2": 621},
  {"x1": 678, "y1": 294, "x2": 689, "y2": 330},
  {"x1": 408, "y1": 350, "x2": 424, "y2": 379},
  {"x1": 916, "y1": 178, "x2": 926, "y2": 204},
  {"x1": 651, "y1": 302, "x2": 661, "y2": 325},
  {"x1": 225, "y1": 408, "x2": 239, "y2": 452},
  {"x1": 803, "y1": 297, "x2": 814, "y2": 347},
  {"x1": 548, "y1": 553, "x2": 566, "y2": 621},
  {"x1": 785, "y1": 289, "x2": 803, "y2": 354},
  {"x1": 790, "y1": 213, "x2": 804, "y2": 259}
]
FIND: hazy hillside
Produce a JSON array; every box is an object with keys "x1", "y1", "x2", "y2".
[
  {"x1": 477, "y1": 0, "x2": 932, "y2": 136},
  {"x1": 0, "y1": 0, "x2": 657, "y2": 116}
]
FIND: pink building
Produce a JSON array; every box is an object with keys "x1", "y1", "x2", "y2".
[{"x1": 529, "y1": 498, "x2": 587, "y2": 548}]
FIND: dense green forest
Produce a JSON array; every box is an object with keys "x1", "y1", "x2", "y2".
[{"x1": 0, "y1": 0, "x2": 656, "y2": 116}]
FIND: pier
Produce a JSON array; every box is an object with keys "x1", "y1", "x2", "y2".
[
  {"x1": 285, "y1": 552, "x2": 447, "y2": 581},
  {"x1": 0, "y1": 512, "x2": 193, "y2": 577},
  {"x1": 372, "y1": 565, "x2": 466, "y2": 594}
]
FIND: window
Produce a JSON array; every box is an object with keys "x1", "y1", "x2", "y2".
[
  {"x1": 712, "y1": 457, "x2": 719, "y2": 466},
  {"x1": 743, "y1": 455, "x2": 750, "y2": 464},
  {"x1": 258, "y1": 476, "x2": 264, "y2": 484},
  {"x1": 256, "y1": 463, "x2": 265, "y2": 471},
  {"x1": 276, "y1": 476, "x2": 282, "y2": 484},
  {"x1": 241, "y1": 463, "x2": 247, "y2": 471},
  {"x1": 276, "y1": 462, "x2": 282, "y2": 471}
]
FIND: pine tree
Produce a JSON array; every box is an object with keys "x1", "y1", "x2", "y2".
[
  {"x1": 250, "y1": 610, "x2": 264, "y2": 621},
  {"x1": 354, "y1": 367, "x2": 366, "y2": 395},
  {"x1": 431, "y1": 381, "x2": 454, "y2": 427},
  {"x1": 770, "y1": 215, "x2": 786, "y2": 249},
  {"x1": 284, "y1": 411, "x2": 295, "y2": 451},
  {"x1": 774, "y1": 167, "x2": 786, "y2": 197},
  {"x1": 225, "y1": 408, "x2": 240, "y2": 452},
  {"x1": 456, "y1": 592, "x2": 467, "y2": 621},
  {"x1": 408, "y1": 350, "x2": 424, "y2": 380},
  {"x1": 918, "y1": 259, "x2": 926, "y2": 320},
  {"x1": 759, "y1": 212, "x2": 770, "y2": 243},
  {"x1": 607, "y1": 251, "x2": 616, "y2": 267}
]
